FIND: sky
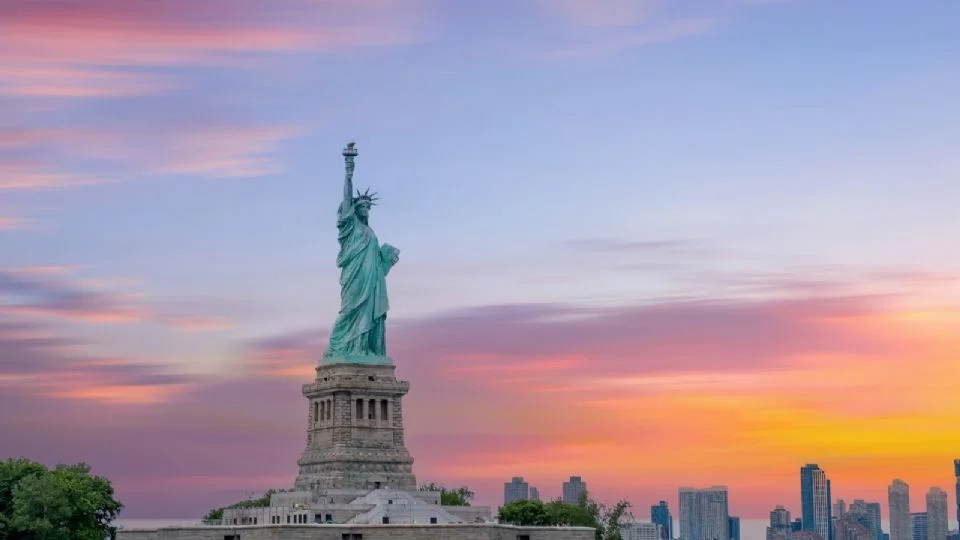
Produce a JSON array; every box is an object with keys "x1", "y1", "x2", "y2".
[{"x1": 1, "y1": 0, "x2": 959, "y2": 525}]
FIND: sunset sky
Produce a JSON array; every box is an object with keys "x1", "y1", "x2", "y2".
[{"x1": 2, "y1": 0, "x2": 960, "y2": 525}]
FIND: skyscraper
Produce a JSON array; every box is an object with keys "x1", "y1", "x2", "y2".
[
  {"x1": 562, "y1": 476, "x2": 587, "y2": 505},
  {"x1": 889, "y1": 479, "x2": 911, "y2": 540},
  {"x1": 530, "y1": 486, "x2": 540, "y2": 502},
  {"x1": 954, "y1": 459, "x2": 960, "y2": 530},
  {"x1": 504, "y1": 476, "x2": 529, "y2": 504},
  {"x1": 865, "y1": 502, "x2": 883, "y2": 540},
  {"x1": 729, "y1": 516, "x2": 741, "y2": 540},
  {"x1": 767, "y1": 506, "x2": 793, "y2": 540},
  {"x1": 926, "y1": 487, "x2": 948, "y2": 540},
  {"x1": 652, "y1": 500, "x2": 674, "y2": 540},
  {"x1": 848, "y1": 500, "x2": 883, "y2": 540},
  {"x1": 911, "y1": 512, "x2": 928, "y2": 540},
  {"x1": 679, "y1": 486, "x2": 729, "y2": 540},
  {"x1": 801, "y1": 464, "x2": 832, "y2": 540}
]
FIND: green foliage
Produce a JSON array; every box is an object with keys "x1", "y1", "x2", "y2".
[
  {"x1": 202, "y1": 489, "x2": 279, "y2": 524},
  {"x1": 0, "y1": 458, "x2": 122, "y2": 540},
  {"x1": 497, "y1": 492, "x2": 633, "y2": 540},
  {"x1": 497, "y1": 499, "x2": 551, "y2": 526},
  {"x1": 417, "y1": 483, "x2": 473, "y2": 506}
]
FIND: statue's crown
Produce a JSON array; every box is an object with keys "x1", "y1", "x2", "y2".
[{"x1": 354, "y1": 187, "x2": 378, "y2": 206}]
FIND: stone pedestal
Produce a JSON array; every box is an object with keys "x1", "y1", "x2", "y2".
[{"x1": 294, "y1": 361, "x2": 416, "y2": 492}]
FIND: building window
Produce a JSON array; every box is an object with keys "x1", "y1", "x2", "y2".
[
  {"x1": 253, "y1": 517, "x2": 257, "y2": 524},
  {"x1": 325, "y1": 514, "x2": 333, "y2": 523},
  {"x1": 287, "y1": 515, "x2": 290, "y2": 524},
  {"x1": 382, "y1": 517, "x2": 390, "y2": 524},
  {"x1": 380, "y1": 399, "x2": 388, "y2": 422},
  {"x1": 368, "y1": 399, "x2": 376, "y2": 420},
  {"x1": 342, "y1": 535, "x2": 364, "y2": 540},
  {"x1": 326, "y1": 398, "x2": 332, "y2": 420},
  {"x1": 517, "y1": 536, "x2": 531, "y2": 540},
  {"x1": 430, "y1": 517, "x2": 438, "y2": 524},
  {"x1": 314, "y1": 401, "x2": 319, "y2": 423},
  {"x1": 356, "y1": 398, "x2": 363, "y2": 420},
  {"x1": 319, "y1": 401, "x2": 325, "y2": 423},
  {"x1": 225, "y1": 536, "x2": 240, "y2": 540}
]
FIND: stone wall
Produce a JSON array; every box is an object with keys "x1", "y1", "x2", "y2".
[
  {"x1": 117, "y1": 524, "x2": 594, "y2": 540},
  {"x1": 296, "y1": 363, "x2": 416, "y2": 492}
]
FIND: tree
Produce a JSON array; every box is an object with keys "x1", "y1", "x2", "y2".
[
  {"x1": 202, "y1": 489, "x2": 279, "y2": 524},
  {"x1": 417, "y1": 482, "x2": 474, "y2": 506},
  {"x1": 0, "y1": 459, "x2": 123, "y2": 540},
  {"x1": 598, "y1": 499, "x2": 633, "y2": 540},
  {"x1": 497, "y1": 492, "x2": 633, "y2": 540},
  {"x1": 497, "y1": 499, "x2": 550, "y2": 526}
]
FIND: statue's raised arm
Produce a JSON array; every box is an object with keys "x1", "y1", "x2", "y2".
[{"x1": 342, "y1": 140, "x2": 357, "y2": 206}]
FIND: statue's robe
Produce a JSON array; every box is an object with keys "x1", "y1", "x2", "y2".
[{"x1": 324, "y1": 200, "x2": 396, "y2": 358}]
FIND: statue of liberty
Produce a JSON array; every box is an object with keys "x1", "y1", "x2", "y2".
[{"x1": 322, "y1": 141, "x2": 400, "y2": 364}]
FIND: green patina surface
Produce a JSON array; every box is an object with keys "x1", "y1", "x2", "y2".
[{"x1": 322, "y1": 141, "x2": 399, "y2": 366}]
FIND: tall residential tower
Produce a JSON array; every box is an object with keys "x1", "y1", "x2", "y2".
[
  {"x1": 801, "y1": 464, "x2": 833, "y2": 540},
  {"x1": 679, "y1": 486, "x2": 729, "y2": 540},
  {"x1": 926, "y1": 487, "x2": 948, "y2": 540},
  {"x1": 889, "y1": 479, "x2": 911, "y2": 540},
  {"x1": 652, "y1": 500, "x2": 674, "y2": 540}
]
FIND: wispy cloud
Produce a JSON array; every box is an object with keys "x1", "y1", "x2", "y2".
[
  {"x1": 0, "y1": 213, "x2": 35, "y2": 231},
  {"x1": 0, "y1": 162, "x2": 110, "y2": 192},
  {"x1": 2, "y1": 283, "x2": 958, "y2": 517},
  {"x1": 0, "y1": 319, "x2": 193, "y2": 405},
  {"x1": 527, "y1": 0, "x2": 786, "y2": 57},
  {"x1": 533, "y1": 0, "x2": 661, "y2": 28},
  {"x1": 0, "y1": 0, "x2": 424, "y2": 98},
  {"x1": 546, "y1": 17, "x2": 720, "y2": 58},
  {"x1": 0, "y1": 121, "x2": 300, "y2": 192},
  {"x1": 0, "y1": 266, "x2": 232, "y2": 330}
]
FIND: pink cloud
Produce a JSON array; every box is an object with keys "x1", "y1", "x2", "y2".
[
  {"x1": 0, "y1": 266, "x2": 232, "y2": 330},
  {"x1": 0, "y1": 122, "x2": 300, "y2": 186},
  {"x1": 0, "y1": 162, "x2": 110, "y2": 191},
  {"x1": 0, "y1": 0, "x2": 424, "y2": 98},
  {"x1": 0, "y1": 214, "x2": 35, "y2": 231}
]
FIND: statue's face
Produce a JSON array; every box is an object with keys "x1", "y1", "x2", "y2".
[{"x1": 356, "y1": 202, "x2": 371, "y2": 218}]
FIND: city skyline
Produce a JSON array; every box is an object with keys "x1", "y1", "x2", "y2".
[{"x1": 2, "y1": 0, "x2": 960, "y2": 522}]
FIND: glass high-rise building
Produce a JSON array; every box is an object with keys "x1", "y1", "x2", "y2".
[
  {"x1": 801, "y1": 464, "x2": 832, "y2": 540},
  {"x1": 652, "y1": 500, "x2": 674, "y2": 540},
  {"x1": 729, "y1": 516, "x2": 741, "y2": 540},
  {"x1": 679, "y1": 486, "x2": 729, "y2": 540},
  {"x1": 954, "y1": 459, "x2": 960, "y2": 530},
  {"x1": 889, "y1": 479, "x2": 912, "y2": 540},
  {"x1": 848, "y1": 499, "x2": 883, "y2": 540},
  {"x1": 865, "y1": 502, "x2": 883, "y2": 540},
  {"x1": 562, "y1": 476, "x2": 587, "y2": 505},
  {"x1": 911, "y1": 512, "x2": 928, "y2": 540},
  {"x1": 504, "y1": 476, "x2": 529, "y2": 504}
]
